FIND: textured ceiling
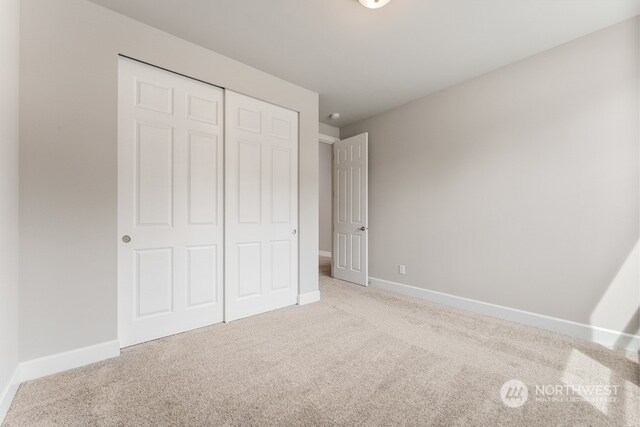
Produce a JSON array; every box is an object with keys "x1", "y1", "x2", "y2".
[{"x1": 87, "y1": 0, "x2": 639, "y2": 126}]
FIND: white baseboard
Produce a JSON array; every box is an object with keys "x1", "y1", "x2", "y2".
[
  {"x1": 298, "y1": 291, "x2": 321, "y2": 305},
  {"x1": 0, "y1": 365, "x2": 21, "y2": 425},
  {"x1": 20, "y1": 340, "x2": 121, "y2": 383},
  {"x1": 0, "y1": 340, "x2": 120, "y2": 423},
  {"x1": 319, "y1": 251, "x2": 332, "y2": 258},
  {"x1": 369, "y1": 277, "x2": 639, "y2": 352}
]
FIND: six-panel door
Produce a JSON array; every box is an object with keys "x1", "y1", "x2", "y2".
[
  {"x1": 224, "y1": 91, "x2": 299, "y2": 321},
  {"x1": 332, "y1": 133, "x2": 369, "y2": 286},
  {"x1": 118, "y1": 58, "x2": 224, "y2": 347}
]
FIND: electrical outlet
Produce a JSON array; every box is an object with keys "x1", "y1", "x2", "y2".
[{"x1": 399, "y1": 265, "x2": 406, "y2": 275}]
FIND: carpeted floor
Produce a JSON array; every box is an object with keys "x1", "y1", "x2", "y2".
[{"x1": 4, "y1": 257, "x2": 639, "y2": 426}]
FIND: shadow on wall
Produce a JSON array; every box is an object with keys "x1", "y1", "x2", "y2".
[
  {"x1": 562, "y1": 239, "x2": 640, "y2": 424},
  {"x1": 589, "y1": 240, "x2": 640, "y2": 346},
  {"x1": 530, "y1": 244, "x2": 639, "y2": 424}
]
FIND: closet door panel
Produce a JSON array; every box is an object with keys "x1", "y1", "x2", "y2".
[
  {"x1": 225, "y1": 91, "x2": 299, "y2": 321},
  {"x1": 118, "y1": 58, "x2": 224, "y2": 347}
]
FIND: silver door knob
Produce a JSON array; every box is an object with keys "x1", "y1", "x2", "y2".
[
  {"x1": 357, "y1": 226, "x2": 367, "y2": 231},
  {"x1": 122, "y1": 235, "x2": 131, "y2": 243},
  {"x1": 292, "y1": 229, "x2": 297, "y2": 235}
]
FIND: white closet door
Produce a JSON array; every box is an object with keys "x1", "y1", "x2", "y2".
[
  {"x1": 118, "y1": 57, "x2": 224, "y2": 347},
  {"x1": 225, "y1": 90, "x2": 299, "y2": 321}
]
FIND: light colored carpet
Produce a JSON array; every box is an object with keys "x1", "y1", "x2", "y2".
[{"x1": 4, "y1": 257, "x2": 639, "y2": 426}]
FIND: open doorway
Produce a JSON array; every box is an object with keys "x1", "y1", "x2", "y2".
[
  {"x1": 319, "y1": 129, "x2": 369, "y2": 287},
  {"x1": 319, "y1": 133, "x2": 336, "y2": 262},
  {"x1": 319, "y1": 131, "x2": 336, "y2": 282}
]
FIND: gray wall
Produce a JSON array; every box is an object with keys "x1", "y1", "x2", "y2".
[
  {"x1": 319, "y1": 123, "x2": 339, "y2": 254},
  {"x1": 319, "y1": 122, "x2": 340, "y2": 139},
  {"x1": 0, "y1": 0, "x2": 20, "y2": 409},
  {"x1": 20, "y1": 0, "x2": 319, "y2": 361},
  {"x1": 319, "y1": 143, "x2": 333, "y2": 253},
  {"x1": 342, "y1": 18, "x2": 639, "y2": 335}
]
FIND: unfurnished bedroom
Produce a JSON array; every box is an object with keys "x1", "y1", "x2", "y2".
[{"x1": 0, "y1": 0, "x2": 638, "y2": 425}]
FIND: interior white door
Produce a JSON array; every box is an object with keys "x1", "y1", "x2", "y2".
[
  {"x1": 225, "y1": 90, "x2": 299, "y2": 321},
  {"x1": 332, "y1": 133, "x2": 368, "y2": 285},
  {"x1": 118, "y1": 57, "x2": 224, "y2": 347}
]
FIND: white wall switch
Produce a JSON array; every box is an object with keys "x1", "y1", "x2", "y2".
[{"x1": 399, "y1": 265, "x2": 406, "y2": 275}]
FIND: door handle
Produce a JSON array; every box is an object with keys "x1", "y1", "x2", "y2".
[
  {"x1": 121, "y1": 235, "x2": 131, "y2": 243},
  {"x1": 357, "y1": 227, "x2": 367, "y2": 231}
]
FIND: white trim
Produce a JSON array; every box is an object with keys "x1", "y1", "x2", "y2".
[
  {"x1": 20, "y1": 340, "x2": 121, "y2": 383},
  {"x1": 0, "y1": 365, "x2": 21, "y2": 425},
  {"x1": 298, "y1": 291, "x2": 321, "y2": 305},
  {"x1": 369, "y1": 277, "x2": 640, "y2": 352},
  {"x1": 319, "y1": 133, "x2": 339, "y2": 144},
  {"x1": 0, "y1": 340, "x2": 121, "y2": 422},
  {"x1": 319, "y1": 250, "x2": 332, "y2": 258}
]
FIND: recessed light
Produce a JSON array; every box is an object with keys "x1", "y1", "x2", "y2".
[
  {"x1": 329, "y1": 113, "x2": 341, "y2": 120},
  {"x1": 359, "y1": 0, "x2": 391, "y2": 9}
]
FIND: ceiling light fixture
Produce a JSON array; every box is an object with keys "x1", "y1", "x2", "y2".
[
  {"x1": 329, "y1": 113, "x2": 341, "y2": 120},
  {"x1": 359, "y1": 0, "x2": 391, "y2": 9}
]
